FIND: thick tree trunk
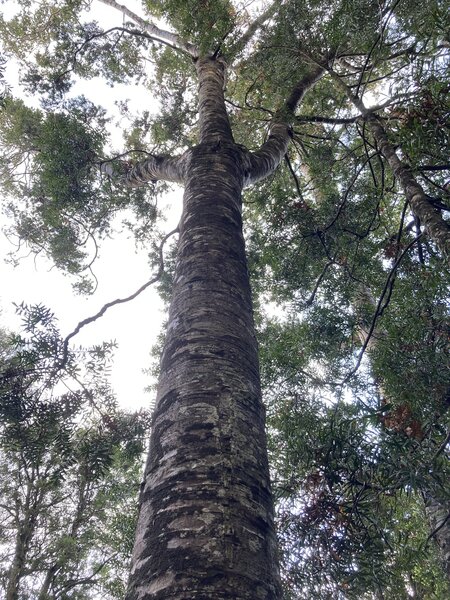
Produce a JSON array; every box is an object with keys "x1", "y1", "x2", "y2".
[
  {"x1": 126, "y1": 58, "x2": 282, "y2": 599},
  {"x1": 126, "y1": 141, "x2": 281, "y2": 600}
]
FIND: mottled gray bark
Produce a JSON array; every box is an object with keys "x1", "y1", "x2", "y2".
[
  {"x1": 6, "y1": 528, "x2": 27, "y2": 600},
  {"x1": 126, "y1": 58, "x2": 284, "y2": 600},
  {"x1": 124, "y1": 52, "x2": 325, "y2": 599},
  {"x1": 122, "y1": 153, "x2": 188, "y2": 187},
  {"x1": 126, "y1": 141, "x2": 281, "y2": 600}
]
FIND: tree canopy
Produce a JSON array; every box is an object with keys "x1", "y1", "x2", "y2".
[{"x1": 0, "y1": 0, "x2": 449, "y2": 598}]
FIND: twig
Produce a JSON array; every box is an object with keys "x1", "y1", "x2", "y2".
[
  {"x1": 305, "y1": 261, "x2": 334, "y2": 306},
  {"x1": 433, "y1": 429, "x2": 450, "y2": 462},
  {"x1": 342, "y1": 234, "x2": 423, "y2": 384},
  {"x1": 284, "y1": 154, "x2": 307, "y2": 206},
  {"x1": 423, "y1": 511, "x2": 450, "y2": 548}
]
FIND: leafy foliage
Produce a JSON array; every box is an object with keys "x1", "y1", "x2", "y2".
[
  {"x1": 0, "y1": 0, "x2": 449, "y2": 597},
  {"x1": 0, "y1": 307, "x2": 151, "y2": 599}
]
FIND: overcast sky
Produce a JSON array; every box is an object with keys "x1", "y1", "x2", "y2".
[{"x1": 0, "y1": 0, "x2": 183, "y2": 410}]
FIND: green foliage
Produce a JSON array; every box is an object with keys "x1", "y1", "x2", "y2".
[
  {"x1": 0, "y1": 95, "x2": 161, "y2": 285},
  {"x1": 0, "y1": 308, "x2": 151, "y2": 599},
  {"x1": 0, "y1": 0, "x2": 449, "y2": 597},
  {"x1": 145, "y1": 0, "x2": 235, "y2": 53}
]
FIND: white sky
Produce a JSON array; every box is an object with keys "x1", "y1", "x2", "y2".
[{"x1": 0, "y1": 0, "x2": 183, "y2": 410}]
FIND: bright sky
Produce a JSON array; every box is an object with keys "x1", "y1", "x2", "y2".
[{"x1": 0, "y1": 0, "x2": 183, "y2": 410}]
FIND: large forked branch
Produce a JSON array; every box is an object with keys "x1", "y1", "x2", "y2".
[
  {"x1": 327, "y1": 66, "x2": 450, "y2": 260},
  {"x1": 116, "y1": 152, "x2": 189, "y2": 187},
  {"x1": 245, "y1": 65, "x2": 325, "y2": 186},
  {"x1": 97, "y1": 0, "x2": 199, "y2": 56}
]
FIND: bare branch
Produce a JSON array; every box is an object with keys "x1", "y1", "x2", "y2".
[
  {"x1": 57, "y1": 227, "x2": 179, "y2": 371},
  {"x1": 97, "y1": 0, "x2": 199, "y2": 57}
]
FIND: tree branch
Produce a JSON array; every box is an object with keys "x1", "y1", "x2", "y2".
[
  {"x1": 102, "y1": 152, "x2": 188, "y2": 186},
  {"x1": 97, "y1": 0, "x2": 199, "y2": 57},
  {"x1": 57, "y1": 227, "x2": 179, "y2": 371},
  {"x1": 245, "y1": 65, "x2": 325, "y2": 186}
]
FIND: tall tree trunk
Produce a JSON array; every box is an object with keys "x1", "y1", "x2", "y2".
[
  {"x1": 126, "y1": 58, "x2": 282, "y2": 599},
  {"x1": 6, "y1": 483, "x2": 40, "y2": 600}
]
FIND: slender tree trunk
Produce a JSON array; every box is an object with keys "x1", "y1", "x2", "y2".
[
  {"x1": 6, "y1": 485, "x2": 40, "y2": 600},
  {"x1": 365, "y1": 115, "x2": 450, "y2": 260},
  {"x1": 423, "y1": 493, "x2": 450, "y2": 580},
  {"x1": 37, "y1": 479, "x2": 89, "y2": 600},
  {"x1": 6, "y1": 527, "x2": 28, "y2": 600},
  {"x1": 126, "y1": 58, "x2": 282, "y2": 599},
  {"x1": 325, "y1": 65, "x2": 450, "y2": 259}
]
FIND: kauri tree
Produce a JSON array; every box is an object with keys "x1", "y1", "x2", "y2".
[{"x1": 0, "y1": 0, "x2": 449, "y2": 598}]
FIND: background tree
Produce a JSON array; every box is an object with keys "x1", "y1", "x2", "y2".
[
  {"x1": 0, "y1": 0, "x2": 449, "y2": 598},
  {"x1": 0, "y1": 308, "x2": 151, "y2": 599}
]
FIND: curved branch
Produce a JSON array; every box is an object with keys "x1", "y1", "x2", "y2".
[
  {"x1": 97, "y1": 0, "x2": 199, "y2": 57},
  {"x1": 57, "y1": 227, "x2": 179, "y2": 370},
  {"x1": 245, "y1": 65, "x2": 325, "y2": 186}
]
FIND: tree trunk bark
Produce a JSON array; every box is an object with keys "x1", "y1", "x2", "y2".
[
  {"x1": 424, "y1": 494, "x2": 450, "y2": 580},
  {"x1": 126, "y1": 141, "x2": 281, "y2": 600},
  {"x1": 366, "y1": 115, "x2": 450, "y2": 260},
  {"x1": 126, "y1": 58, "x2": 282, "y2": 599}
]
